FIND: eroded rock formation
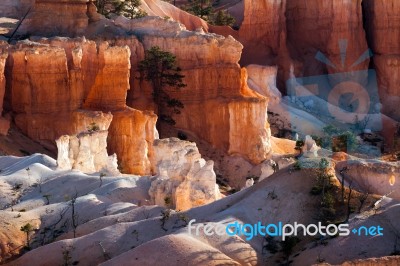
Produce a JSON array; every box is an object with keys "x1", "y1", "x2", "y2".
[
  {"x1": 0, "y1": 44, "x2": 10, "y2": 135},
  {"x1": 149, "y1": 138, "x2": 221, "y2": 211},
  {"x1": 363, "y1": 0, "x2": 400, "y2": 121},
  {"x1": 107, "y1": 108, "x2": 158, "y2": 175},
  {"x1": 116, "y1": 16, "x2": 271, "y2": 164},
  {"x1": 55, "y1": 111, "x2": 119, "y2": 174},
  {"x1": 4, "y1": 38, "x2": 158, "y2": 174}
]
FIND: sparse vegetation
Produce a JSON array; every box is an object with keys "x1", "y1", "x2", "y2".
[
  {"x1": 164, "y1": 196, "x2": 172, "y2": 208},
  {"x1": 69, "y1": 191, "x2": 79, "y2": 238},
  {"x1": 160, "y1": 209, "x2": 172, "y2": 231},
  {"x1": 267, "y1": 189, "x2": 278, "y2": 200},
  {"x1": 99, "y1": 172, "x2": 106, "y2": 188},
  {"x1": 213, "y1": 10, "x2": 235, "y2": 26},
  {"x1": 138, "y1": 46, "x2": 186, "y2": 126},
  {"x1": 293, "y1": 161, "x2": 302, "y2": 171},
  {"x1": 87, "y1": 122, "x2": 100, "y2": 133},
  {"x1": 20, "y1": 223, "x2": 35, "y2": 249},
  {"x1": 184, "y1": 0, "x2": 236, "y2": 26},
  {"x1": 61, "y1": 245, "x2": 75, "y2": 266},
  {"x1": 177, "y1": 131, "x2": 188, "y2": 140},
  {"x1": 43, "y1": 194, "x2": 51, "y2": 205},
  {"x1": 281, "y1": 236, "x2": 300, "y2": 261},
  {"x1": 12, "y1": 183, "x2": 23, "y2": 191},
  {"x1": 321, "y1": 125, "x2": 357, "y2": 153},
  {"x1": 294, "y1": 140, "x2": 304, "y2": 151},
  {"x1": 95, "y1": 0, "x2": 147, "y2": 19}
]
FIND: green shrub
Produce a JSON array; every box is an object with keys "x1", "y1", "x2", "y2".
[
  {"x1": 295, "y1": 140, "x2": 305, "y2": 151},
  {"x1": 310, "y1": 185, "x2": 322, "y2": 195},
  {"x1": 293, "y1": 161, "x2": 302, "y2": 171}
]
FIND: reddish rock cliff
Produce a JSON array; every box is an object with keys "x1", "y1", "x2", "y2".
[
  {"x1": 116, "y1": 16, "x2": 271, "y2": 164},
  {"x1": 4, "y1": 38, "x2": 158, "y2": 174},
  {"x1": 0, "y1": 43, "x2": 10, "y2": 135},
  {"x1": 363, "y1": 0, "x2": 400, "y2": 120},
  {"x1": 20, "y1": 0, "x2": 90, "y2": 37},
  {"x1": 108, "y1": 108, "x2": 158, "y2": 175}
]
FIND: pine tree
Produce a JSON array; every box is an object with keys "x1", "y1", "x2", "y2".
[
  {"x1": 186, "y1": 0, "x2": 213, "y2": 19},
  {"x1": 138, "y1": 46, "x2": 186, "y2": 125},
  {"x1": 20, "y1": 223, "x2": 34, "y2": 249},
  {"x1": 214, "y1": 10, "x2": 235, "y2": 26},
  {"x1": 95, "y1": 0, "x2": 147, "y2": 19}
]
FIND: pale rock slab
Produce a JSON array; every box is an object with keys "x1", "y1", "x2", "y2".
[
  {"x1": 301, "y1": 135, "x2": 320, "y2": 158},
  {"x1": 56, "y1": 112, "x2": 119, "y2": 175},
  {"x1": 149, "y1": 138, "x2": 221, "y2": 211}
]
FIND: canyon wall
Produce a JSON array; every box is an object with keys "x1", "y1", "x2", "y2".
[
  {"x1": 4, "y1": 38, "x2": 158, "y2": 175},
  {"x1": 0, "y1": 43, "x2": 10, "y2": 135},
  {"x1": 2, "y1": 11, "x2": 272, "y2": 174},
  {"x1": 116, "y1": 16, "x2": 271, "y2": 164},
  {"x1": 363, "y1": 0, "x2": 400, "y2": 120},
  {"x1": 19, "y1": 0, "x2": 90, "y2": 37},
  {"x1": 235, "y1": 0, "x2": 399, "y2": 127}
]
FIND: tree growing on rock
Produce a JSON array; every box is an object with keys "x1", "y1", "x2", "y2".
[
  {"x1": 95, "y1": 0, "x2": 147, "y2": 19},
  {"x1": 213, "y1": 10, "x2": 235, "y2": 26},
  {"x1": 20, "y1": 223, "x2": 35, "y2": 249},
  {"x1": 184, "y1": 1, "x2": 236, "y2": 27},
  {"x1": 186, "y1": 0, "x2": 213, "y2": 19},
  {"x1": 138, "y1": 46, "x2": 186, "y2": 125}
]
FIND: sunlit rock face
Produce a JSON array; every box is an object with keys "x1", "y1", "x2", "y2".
[
  {"x1": 5, "y1": 39, "x2": 129, "y2": 141},
  {"x1": 246, "y1": 65, "x2": 281, "y2": 105},
  {"x1": 4, "y1": 38, "x2": 158, "y2": 175},
  {"x1": 55, "y1": 111, "x2": 119, "y2": 175},
  {"x1": 149, "y1": 138, "x2": 221, "y2": 211},
  {"x1": 236, "y1": 0, "x2": 399, "y2": 125},
  {"x1": 3, "y1": 10, "x2": 273, "y2": 172},
  {"x1": 286, "y1": 0, "x2": 369, "y2": 74},
  {"x1": 107, "y1": 108, "x2": 159, "y2": 176},
  {"x1": 237, "y1": 0, "x2": 287, "y2": 66},
  {"x1": 0, "y1": 44, "x2": 10, "y2": 135},
  {"x1": 116, "y1": 16, "x2": 272, "y2": 164},
  {"x1": 235, "y1": 0, "x2": 369, "y2": 81}
]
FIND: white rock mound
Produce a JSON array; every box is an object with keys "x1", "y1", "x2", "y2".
[
  {"x1": 56, "y1": 118, "x2": 119, "y2": 175},
  {"x1": 301, "y1": 135, "x2": 320, "y2": 158},
  {"x1": 149, "y1": 138, "x2": 221, "y2": 211}
]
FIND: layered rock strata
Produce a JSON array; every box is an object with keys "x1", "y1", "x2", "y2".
[
  {"x1": 4, "y1": 7, "x2": 273, "y2": 173},
  {"x1": 116, "y1": 16, "x2": 272, "y2": 165},
  {"x1": 4, "y1": 38, "x2": 158, "y2": 175},
  {"x1": 0, "y1": 44, "x2": 10, "y2": 135},
  {"x1": 363, "y1": 0, "x2": 400, "y2": 120}
]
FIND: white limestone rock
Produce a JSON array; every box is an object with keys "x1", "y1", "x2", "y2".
[
  {"x1": 56, "y1": 130, "x2": 119, "y2": 175},
  {"x1": 149, "y1": 138, "x2": 221, "y2": 211},
  {"x1": 302, "y1": 135, "x2": 320, "y2": 158}
]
